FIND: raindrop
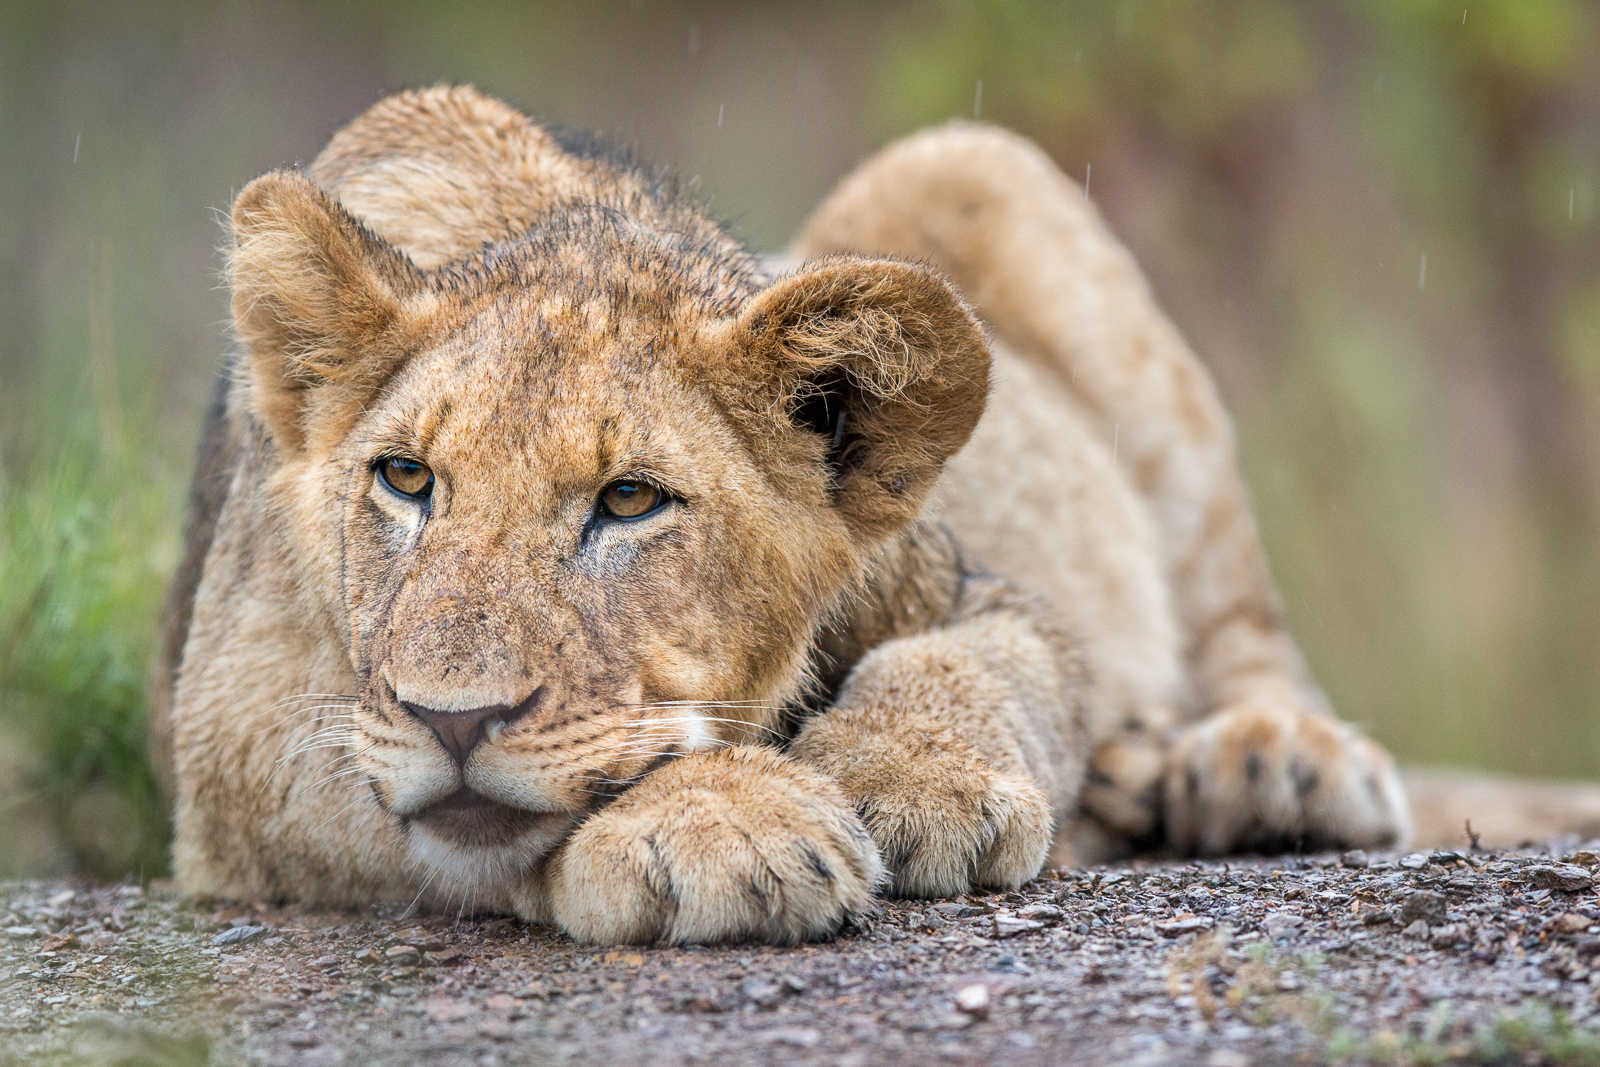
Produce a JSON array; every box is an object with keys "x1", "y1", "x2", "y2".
[
  {"x1": 718, "y1": 103, "x2": 724, "y2": 128},
  {"x1": 974, "y1": 80, "x2": 982, "y2": 120},
  {"x1": 687, "y1": 24, "x2": 700, "y2": 58},
  {"x1": 1571, "y1": 187, "x2": 1576, "y2": 221},
  {"x1": 73, "y1": 134, "x2": 80, "y2": 163},
  {"x1": 1084, "y1": 162, "x2": 1092, "y2": 199},
  {"x1": 1418, "y1": 253, "x2": 1428, "y2": 290}
]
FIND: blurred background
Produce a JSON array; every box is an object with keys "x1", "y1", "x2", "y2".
[{"x1": 3, "y1": 0, "x2": 1599, "y2": 880}]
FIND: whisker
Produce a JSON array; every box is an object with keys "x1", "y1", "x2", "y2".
[{"x1": 307, "y1": 792, "x2": 374, "y2": 835}]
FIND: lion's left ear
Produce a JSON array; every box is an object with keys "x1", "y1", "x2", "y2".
[{"x1": 715, "y1": 257, "x2": 991, "y2": 540}]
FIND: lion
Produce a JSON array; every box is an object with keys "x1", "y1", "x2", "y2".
[{"x1": 150, "y1": 86, "x2": 1409, "y2": 945}]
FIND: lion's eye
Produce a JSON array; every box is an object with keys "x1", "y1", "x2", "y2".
[
  {"x1": 599, "y1": 480, "x2": 664, "y2": 520},
  {"x1": 378, "y1": 457, "x2": 434, "y2": 499}
]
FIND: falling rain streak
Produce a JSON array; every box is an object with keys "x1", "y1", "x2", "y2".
[
  {"x1": 974, "y1": 79, "x2": 982, "y2": 119},
  {"x1": 1419, "y1": 253, "x2": 1428, "y2": 290}
]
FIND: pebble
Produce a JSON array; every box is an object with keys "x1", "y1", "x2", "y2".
[
  {"x1": 1524, "y1": 864, "x2": 1594, "y2": 892},
  {"x1": 1017, "y1": 903, "x2": 1064, "y2": 924},
  {"x1": 1156, "y1": 917, "x2": 1212, "y2": 937},
  {"x1": 384, "y1": 944, "x2": 421, "y2": 963},
  {"x1": 740, "y1": 978, "x2": 782, "y2": 1008},
  {"x1": 1552, "y1": 913, "x2": 1593, "y2": 935},
  {"x1": 396, "y1": 927, "x2": 445, "y2": 951},
  {"x1": 4, "y1": 926, "x2": 40, "y2": 940},
  {"x1": 1403, "y1": 919, "x2": 1431, "y2": 940},
  {"x1": 1400, "y1": 853, "x2": 1430, "y2": 870},
  {"x1": 757, "y1": 1027, "x2": 820, "y2": 1048},
  {"x1": 992, "y1": 914, "x2": 1045, "y2": 938},
  {"x1": 212, "y1": 925, "x2": 265, "y2": 946},
  {"x1": 954, "y1": 984, "x2": 990, "y2": 1017},
  {"x1": 1398, "y1": 890, "x2": 1447, "y2": 926}
]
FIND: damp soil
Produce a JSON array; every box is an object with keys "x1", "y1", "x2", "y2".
[{"x1": 7, "y1": 844, "x2": 1600, "y2": 1066}]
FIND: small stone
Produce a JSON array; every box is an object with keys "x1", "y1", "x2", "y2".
[
  {"x1": 992, "y1": 914, "x2": 1045, "y2": 939},
  {"x1": 758, "y1": 1027, "x2": 820, "y2": 1048},
  {"x1": 781, "y1": 974, "x2": 806, "y2": 994},
  {"x1": 47, "y1": 890, "x2": 75, "y2": 908},
  {"x1": 309, "y1": 955, "x2": 342, "y2": 971},
  {"x1": 512, "y1": 983, "x2": 549, "y2": 999},
  {"x1": 1403, "y1": 919, "x2": 1431, "y2": 940},
  {"x1": 740, "y1": 979, "x2": 782, "y2": 1008},
  {"x1": 1016, "y1": 904, "x2": 1064, "y2": 924},
  {"x1": 1262, "y1": 912, "x2": 1300, "y2": 938},
  {"x1": 4, "y1": 926, "x2": 39, "y2": 941},
  {"x1": 212, "y1": 925, "x2": 265, "y2": 947},
  {"x1": 1340, "y1": 851, "x2": 1369, "y2": 869},
  {"x1": 1553, "y1": 913, "x2": 1592, "y2": 935},
  {"x1": 385, "y1": 944, "x2": 421, "y2": 963},
  {"x1": 1431, "y1": 924, "x2": 1466, "y2": 950},
  {"x1": 931, "y1": 903, "x2": 979, "y2": 919},
  {"x1": 350, "y1": 948, "x2": 382, "y2": 964},
  {"x1": 1430, "y1": 850, "x2": 1464, "y2": 864},
  {"x1": 1398, "y1": 891, "x2": 1448, "y2": 926},
  {"x1": 1208, "y1": 1051, "x2": 1250, "y2": 1067},
  {"x1": 681, "y1": 995, "x2": 723, "y2": 1014},
  {"x1": 954, "y1": 984, "x2": 990, "y2": 1017},
  {"x1": 286, "y1": 1032, "x2": 316, "y2": 1049},
  {"x1": 39, "y1": 933, "x2": 80, "y2": 953},
  {"x1": 396, "y1": 927, "x2": 445, "y2": 952},
  {"x1": 1525, "y1": 864, "x2": 1594, "y2": 892},
  {"x1": 1275, "y1": 971, "x2": 1301, "y2": 992},
  {"x1": 1400, "y1": 853, "x2": 1430, "y2": 870},
  {"x1": 426, "y1": 947, "x2": 465, "y2": 967},
  {"x1": 1569, "y1": 851, "x2": 1600, "y2": 868},
  {"x1": 1156, "y1": 917, "x2": 1212, "y2": 937}
]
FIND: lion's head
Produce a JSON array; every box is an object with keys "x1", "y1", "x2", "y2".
[{"x1": 225, "y1": 162, "x2": 988, "y2": 890}]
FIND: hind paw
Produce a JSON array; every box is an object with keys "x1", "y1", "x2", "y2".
[{"x1": 1164, "y1": 701, "x2": 1410, "y2": 856}]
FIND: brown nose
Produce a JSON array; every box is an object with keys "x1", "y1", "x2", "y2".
[{"x1": 403, "y1": 688, "x2": 542, "y2": 767}]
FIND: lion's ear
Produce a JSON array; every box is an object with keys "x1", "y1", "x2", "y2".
[
  {"x1": 723, "y1": 258, "x2": 991, "y2": 539},
  {"x1": 229, "y1": 171, "x2": 426, "y2": 454}
]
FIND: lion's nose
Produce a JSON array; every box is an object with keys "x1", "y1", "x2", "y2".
[
  {"x1": 402, "y1": 685, "x2": 547, "y2": 766},
  {"x1": 403, "y1": 703, "x2": 503, "y2": 766}
]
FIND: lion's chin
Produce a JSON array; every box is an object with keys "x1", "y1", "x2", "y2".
[{"x1": 407, "y1": 790, "x2": 577, "y2": 891}]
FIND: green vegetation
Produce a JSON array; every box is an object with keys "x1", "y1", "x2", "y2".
[
  {"x1": 1327, "y1": 1003, "x2": 1600, "y2": 1066},
  {"x1": 0, "y1": 436, "x2": 180, "y2": 879}
]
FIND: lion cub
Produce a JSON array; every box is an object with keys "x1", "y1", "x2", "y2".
[{"x1": 152, "y1": 87, "x2": 1408, "y2": 945}]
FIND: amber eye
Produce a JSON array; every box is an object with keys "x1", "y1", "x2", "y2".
[
  {"x1": 378, "y1": 457, "x2": 434, "y2": 499},
  {"x1": 600, "y1": 480, "x2": 664, "y2": 520}
]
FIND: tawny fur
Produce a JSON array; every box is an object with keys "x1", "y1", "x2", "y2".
[{"x1": 153, "y1": 87, "x2": 1408, "y2": 946}]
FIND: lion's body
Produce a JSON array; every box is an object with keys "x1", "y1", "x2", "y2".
[{"x1": 155, "y1": 88, "x2": 1407, "y2": 943}]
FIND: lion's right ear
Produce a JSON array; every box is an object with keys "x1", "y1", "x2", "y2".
[{"x1": 229, "y1": 171, "x2": 427, "y2": 454}]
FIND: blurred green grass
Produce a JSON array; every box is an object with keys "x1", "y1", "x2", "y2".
[
  {"x1": 3, "y1": 0, "x2": 1599, "y2": 878},
  {"x1": 0, "y1": 437, "x2": 179, "y2": 879}
]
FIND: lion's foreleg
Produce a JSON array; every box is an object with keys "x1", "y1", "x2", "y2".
[{"x1": 791, "y1": 581, "x2": 1084, "y2": 897}]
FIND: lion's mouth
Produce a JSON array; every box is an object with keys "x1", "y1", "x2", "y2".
[{"x1": 412, "y1": 789, "x2": 573, "y2": 849}]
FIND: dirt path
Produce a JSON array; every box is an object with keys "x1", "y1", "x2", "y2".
[{"x1": 6, "y1": 845, "x2": 1600, "y2": 1066}]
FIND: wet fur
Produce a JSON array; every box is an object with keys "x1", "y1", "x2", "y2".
[{"x1": 153, "y1": 87, "x2": 1408, "y2": 945}]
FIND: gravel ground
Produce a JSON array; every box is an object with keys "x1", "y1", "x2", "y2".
[{"x1": 8, "y1": 845, "x2": 1600, "y2": 1067}]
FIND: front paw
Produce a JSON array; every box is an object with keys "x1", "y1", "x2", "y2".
[
  {"x1": 790, "y1": 706, "x2": 1052, "y2": 898},
  {"x1": 1164, "y1": 702, "x2": 1410, "y2": 856},
  {"x1": 545, "y1": 747, "x2": 882, "y2": 945}
]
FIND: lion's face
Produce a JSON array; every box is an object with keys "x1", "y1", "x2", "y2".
[{"x1": 228, "y1": 172, "x2": 988, "y2": 890}]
